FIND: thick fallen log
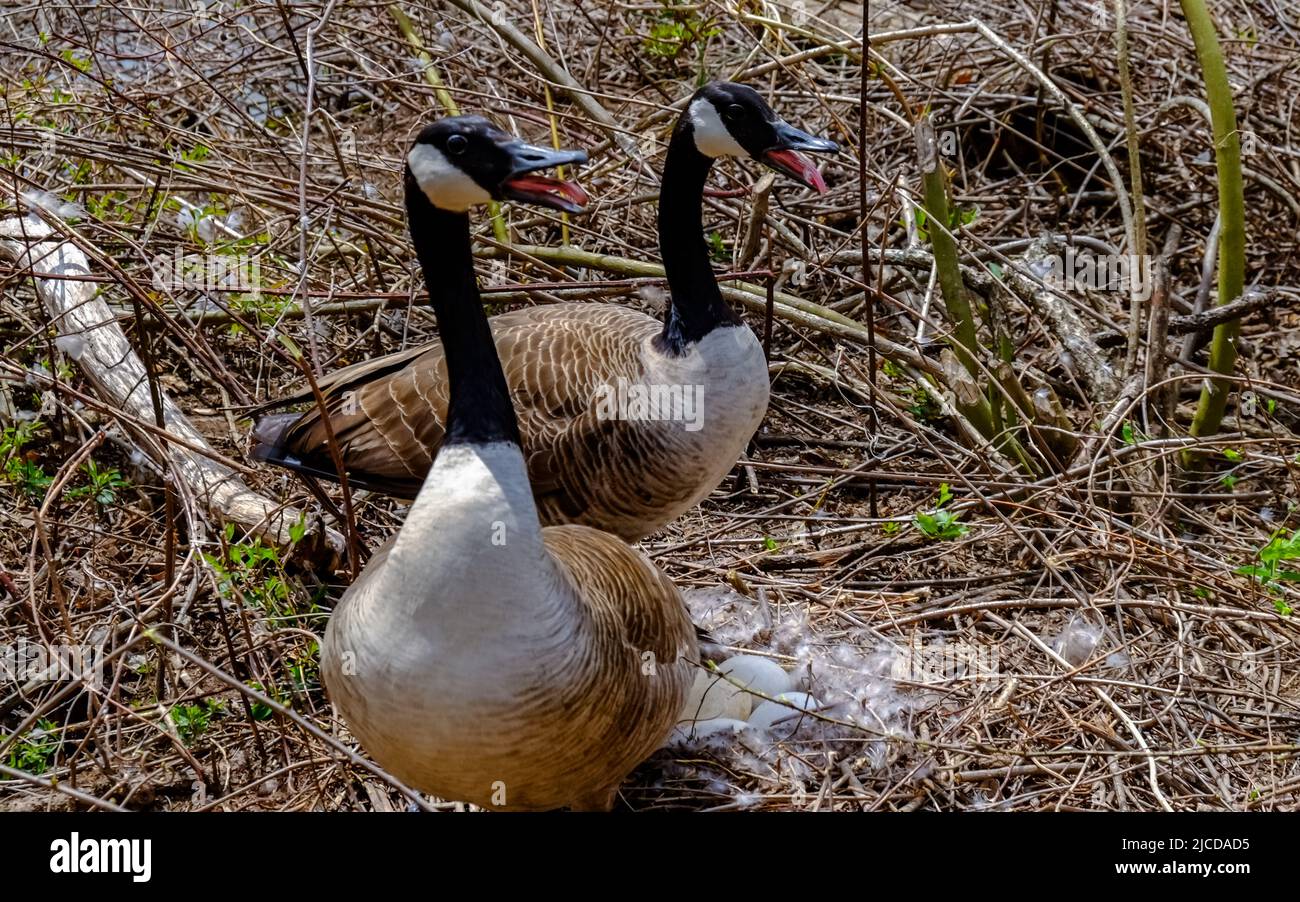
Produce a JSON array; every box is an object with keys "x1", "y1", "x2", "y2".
[{"x1": 0, "y1": 213, "x2": 344, "y2": 567}]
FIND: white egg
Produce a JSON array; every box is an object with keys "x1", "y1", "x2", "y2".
[
  {"x1": 717, "y1": 655, "x2": 793, "y2": 701},
  {"x1": 678, "y1": 669, "x2": 751, "y2": 724},
  {"x1": 747, "y1": 693, "x2": 822, "y2": 736}
]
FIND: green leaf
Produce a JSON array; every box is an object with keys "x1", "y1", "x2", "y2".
[
  {"x1": 60, "y1": 49, "x2": 91, "y2": 73},
  {"x1": 705, "y1": 230, "x2": 727, "y2": 262},
  {"x1": 913, "y1": 207, "x2": 929, "y2": 241},
  {"x1": 1235, "y1": 563, "x2": 1271, "y2": 581},
  {"x1": 277, "y1": 333, "x2": 303, "y2": 360}
]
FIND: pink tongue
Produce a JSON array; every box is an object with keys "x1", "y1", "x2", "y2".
[
  {"x1": 766, "y1": 148, "x2": 828, "y2": 194},
  {"x1": 505, "y1": 174, "x2": 590, "y2": 206}
]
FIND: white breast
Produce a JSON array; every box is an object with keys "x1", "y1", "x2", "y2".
[
  {"x1": 643, "y1": 324, "x2": 769, "y2": 425},
  {"x1": 329, "y1": 443, "x2": 568, "y2": 693},
  {"x1": 640, "y1": 324, "x2": 770, "y2": 514},
  {"x1": 322, "y1": 443, "x2": 583, "y2": 792}
]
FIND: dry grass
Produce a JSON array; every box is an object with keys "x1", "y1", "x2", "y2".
[{"x1": 1, "y1": 0, "x2": 1298, "y2": 811}]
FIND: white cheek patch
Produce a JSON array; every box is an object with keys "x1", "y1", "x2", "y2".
[
  {"x1": 688, "y1": 98, "x2": 747, "y2": 158},
  {"x1": 407, "y1": 143, "x2": 492, "y2": 211}
]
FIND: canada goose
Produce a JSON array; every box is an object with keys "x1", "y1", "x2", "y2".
[
  {"x1": 321, "y1": 117, "x2": 697, "y2": 811},
  {"x1": 254, "y1": 82, "x2": 839, "y2": 541}
]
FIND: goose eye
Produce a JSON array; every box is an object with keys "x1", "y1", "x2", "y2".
[
  {"x1": 446, "y1": 134, "x2": 468, "y2": 155},
  {"x1": 725, "y1": 103, "x2": 745, "y2": 122}
]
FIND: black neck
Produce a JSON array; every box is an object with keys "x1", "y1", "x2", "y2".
[
  {"x1": 404, "y1": 169, "x2": 521, "y2": 447},
  {"x1": 655, "y1": 118, "x2": 742, "y2": 353}
]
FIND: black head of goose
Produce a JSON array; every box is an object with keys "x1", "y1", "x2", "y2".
[
  {"x1": 399, "y1": 116, "x2": 588, "y2": 446},
  {"x1": 321, "y1": 116, "x2": 697, "y2": 811},
  {"x1": 252, "y1": 82, "x2": 839, "y2": 540},
  {"x1": 658, "y1": 80, "x2": 840, "y2": 351}
]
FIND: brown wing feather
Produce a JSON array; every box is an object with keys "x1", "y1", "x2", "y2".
[
  {"x1": 250, "y1": 341, "x2": 435, "y2": 415},
  {"x1": 543, "y1": 524, "x2": 696, "y2": 670},
  {"x1": 536, "y1": 523, "x2": 698, "y2": 806},
  {"x1": 256, "y1": 303, "x2": 657, "y2": 500}
]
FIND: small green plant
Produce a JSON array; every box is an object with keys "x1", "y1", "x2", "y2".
[
  {"x1": 286, "y1": 654, "x2": 320, "y2": 697},
  {"x1": 38, "y1": 356, "x2": 75, "y2": 381},
  {"x1": 247, "y1": 681, "x2": 290, "y2": 721},
  {"x1": 1235, "y1": 529, "x2": 1300, "y2": 616},
  {"x1": 645, "y1": 19, "x2": 689, "y2": 57},
  {"x1": 914, "y1": 482, "x2": 969, "y2": 541},
  {"x1": 4, "y1": 719, "x2": 59, "y2": 775},
  {"x1": 1, "y1": 420, "x2": 52, "y2": 499},
  {"x1": 9, "y1": 459, "x2": 52, "y2": 499},
  {"x1": 60, "y1": 49, "x2": 91, "y2": 73},
  {"x1": 174, "y1": 143, "x2": 211, "y2": 173},
  {"x1": 84, "y1": 188, "x2": 140, "y2": 224},
  {"x1": 288, "y1": 513, "x2": 307, "y2": 545},
  {"x1": 247, "y1": 649, "x2": 321, "y2": 720},
  {"x1": 953, "y1": 205, "x2": 979, "y2": 229},
  {"x1": 170, "y1": 698, "x2": 225, "y2": 745},
  {"x1": 247, "y1": 681, "x2": 297, "y2": 721},
  {"x1": 203, "y1": 524, "x2": 302, "y2": 618},
  {"x1": 881, "y1": 521, "x2": 901, "y2": 535},
  {"x1": 706, "y1": 230, "x2": 727, "y2": 262},
  {"x1": 226, "y1": 290, "x2": 290, "y2": 332},
  {"x1": 63, "y1": 158, "x2": 91, "y2": 185},
  {"x1": 66, "y1": 460, "x2": 129, "y2": 506},
  {"x1": 904, "y1": 383, "x2": 942, "y2": 423},
  {"x1": 762, "y1": 536, "x2": 780, "y2": 553},
  {"x1": 910, "y1": 204, "x2": 979, "y2": 242},
  {"x1": 641, "y1": 3, "x2": 721, "y2": 59}
]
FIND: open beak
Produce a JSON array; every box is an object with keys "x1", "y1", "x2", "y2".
[
  {"x1": 498, "y1": 141, "x2": 590, "y2": 213},
  {"x1": 760, "y1": 121, "x2": 840, "y2": 194}
]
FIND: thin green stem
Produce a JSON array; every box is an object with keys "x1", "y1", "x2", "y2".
[{"x1": 1179, "y1": 0, "x2": 1246, "y2": 443}]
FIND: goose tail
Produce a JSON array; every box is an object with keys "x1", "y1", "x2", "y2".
[
  {"x1": 250, "y1": 413, "x2": 421, "y2": 498},
  {"x1": 250, "y1": 412, "x2": 301, "y2": 464}
]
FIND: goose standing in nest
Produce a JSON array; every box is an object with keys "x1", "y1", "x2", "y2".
[
  {"x1": 253, "y1": 83, "x2": 839, "y2": 541},
  {"x1": 322, "y1": 117, "x2": 696, "y2": 811}
]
